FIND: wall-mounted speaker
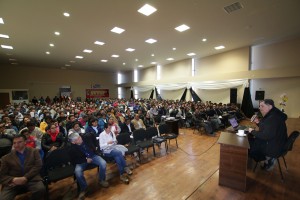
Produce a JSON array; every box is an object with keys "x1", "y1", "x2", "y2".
[
  {"x1": 255, "y1": 91, "x2": 265, "y2": 100},
  {"x1": 230, "y1": 88, "x2": 237, "y2": 104}
]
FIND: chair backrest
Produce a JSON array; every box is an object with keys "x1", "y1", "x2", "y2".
[
  {"x1": 146, "y1": 127, "x2": 159, "y2": 138},
  {"x1": 116, "y1": 132, "x2": 131, "y2": 145},
  {"x1": 285, "y1": 131, "x2": 300, "y2": 152},
  {"x1": 44, "y1": 147, "x2": 72, "y2": 169},
  {"x1": 132, "y1": 129, "x2": 147, "y2": 143},
  {"x1": 158, "y1": 124, "x2": 169, "y2": 135}
]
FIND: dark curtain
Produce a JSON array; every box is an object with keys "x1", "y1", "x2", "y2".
[
  {"x1": 241, "y1": 87, "x2": 255, "y2": 118},
  {"x1": 189, "y1": 88, "x2": 201, "y2": 102},
  {"x1": 180, "y1": 88, "x2": 187, "y2": 101},
  {"x1": 149, "y1": 89, "x2": 154, "y2": 99},
  {"x1": 155, "y1": 87, "x2": 162, "y2": 100},
  {"x1": 130, "y1": 89, "x2": 134, "y2": 99}
]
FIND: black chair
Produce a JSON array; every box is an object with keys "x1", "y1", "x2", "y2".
[
  {"x1": 146, "y1": 127, "x2": 168, "y2": 152},
  {"x1": 192, "y1": 118, "x2": 203, "y2": 134},
  {"x1": 117, "y1": 132, "x2": 141, "y2": 162},
  {"x1": 158, "y1": 124, "x2": 178, "y2": 148},
  {"x1": 132, "y1": 129, "x2": 156, "y2": 157},
  {"x1": 42, "y1": 147, "x2": 75, "y2": 200},
  {"x1": 253, "y1": 131, "x2": 300, "y2": 181},
  {"x1": 0, "y1": 145, "x2": 12, "y2": 159}
]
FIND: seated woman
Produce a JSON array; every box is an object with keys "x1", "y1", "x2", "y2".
[
  {"x1": 41, "y1": 122, "x2": 65, "y2": 157},
  {"x1": 85, "y1": 118, "x2": 102, "y2": 138},
  {"x1": 68, "y1": 121, "x2": 85, "y2": 136},
  {"x1": 99, "y1": 123, "x2": 132, "y2": 184}
]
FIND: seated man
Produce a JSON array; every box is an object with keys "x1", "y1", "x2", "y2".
[
  {"x1": 0, "y1": 134, "x2": 45, "y2": 200},
  {"x1": 248, "y1": 99, "x2": 288, "y2": 171},
  {"x1": 131, "y1": 114, "x2": 146, "y2": 130},
  {"x1": 68, "y1": 132, "x2": 109, "y2": 200},
  {"x1": 121, "y1": 117, "x2": 135, "y2": 134}
]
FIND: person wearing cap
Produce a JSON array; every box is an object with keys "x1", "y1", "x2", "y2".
[{"x1": 248, "y1": 99, "x2": 288, "y2": 171}]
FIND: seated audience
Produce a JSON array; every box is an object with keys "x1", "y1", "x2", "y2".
[
  {"x1": 121, "y1": 117, "x2": 135, "y2": 134},
  {"x1": 131, "y1": 114, "x2": 146, "y2": 130},
  {"x1": 41, "y1": 123, "x2": 65, "y2": 157}
]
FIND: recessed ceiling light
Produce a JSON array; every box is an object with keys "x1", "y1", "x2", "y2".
[
  {"x1": 1, "y1": 45, "x2": 13, "y2": 49},
  {"x1": 151, "y1": 54, "x2": 155, "y2": 57},
  {"x1": 9, "y1": 58, "x2": 16, "y2": 61},
  {"x1": 123, "y1": 63, "x2": 126, "y2": 65},
  {"x1": 187, "y1": 53, "x2": 196, "y2": 56},
  {"x1": 101, "y1": 60, "x2": 108, "y2": 62},
  {"x1": 214, "y1": 45, "x2": 225, "y2": 50},
  {"x1": 61, "y1": 67, "x2": 67, "y2": 70},
  {"x1": 49, "y1": 43, "x2": 54, "y2": 47},
  {"x1": 166, "y1": 58, "x2": 174, "y2": 61},
  {"x1": 151, "y1": 62, "x2": 157, "y2": 64},
  {"x1": 138, "y1": 65, "x2": 144, "y2": 68},
  {"x1": 175, "y1": 24, "x2": 190, "y2": 32},
  {"x1": 11, "y1": 63, "x2": 18, "y2": 65},
  {"x1": 63, "y1": 12, "x2": 70, "y2": 17},
  {"x1": 70, "y1": 60, "x2": 76, "y2": 63},
  {"x1": 83, "y1": 49, "x2": 93, "y2": 53},
  {"x1": 111, "y1": 55, "x2": 119, "y2": 58},
  {"x1": 75, "y1": 56, "x2": 83, "y2": 59},
  {"x1": 0, "y1": 34, "x2": 9, "y2": 39},
  {"x1": 145, "y1": 38, "x2": 157, "y2": 44},
  {"x1": 46, "y1": 51, "x2": 50, "y2": 54},
  {"x1": 65, "y1": 64, "x2": 71, "y2": 67},
  {"x1": 135, "y1": 59, "x2": 138, "y2": 62},
  {"x1": 54, "y1": 32, "x2": 60, "y2": 36},
  {"x1": 126, "y1": 48, "x2": 135, "y2": 52},
  {"x1": 111, "y1": 27, "x2": 125, "y2": 34},
  {"x1": 202, "y1": 38, "x2": 207, "y2": 42},
  {"x1": 0, "y1": 18, "x2": 4, "y2": 24},
  {"x1": 173, "y1": 47, "x2": 176, "y2": 50},
  {"x1": 6, "y1": 53, "x2": 13, "y2": 56},
  {"x1": 94, "y1": 41, "x2": 105, "y2": 45},
  {"x1": 138, "y1": 4, "x2": 157, "y2": 16}
]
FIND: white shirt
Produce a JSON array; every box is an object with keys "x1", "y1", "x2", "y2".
[{"x1": 99, "y1": 130, "x2": 117, "y2": 153}]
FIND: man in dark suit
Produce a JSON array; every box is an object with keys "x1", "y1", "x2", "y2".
[
  {"x1": 121, "y1": 118, "x2": 135, "y2": 134},
  {"x1": 0, "y1": 134, "x2": 45, "y2": 200}
]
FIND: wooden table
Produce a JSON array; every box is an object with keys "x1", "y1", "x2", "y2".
[{"x1": 217, "y1": 132, "x2": 250, "y2": 192}]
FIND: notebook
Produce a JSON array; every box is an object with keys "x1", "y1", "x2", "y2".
[{"x1": 228, "y1": 117, "x2": 249, "y2": 132}]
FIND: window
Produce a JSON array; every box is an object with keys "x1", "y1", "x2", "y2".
[{"x1": 134, "y1": 70, "x2": 138, "y2": 82}]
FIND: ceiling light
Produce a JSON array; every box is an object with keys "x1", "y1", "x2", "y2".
[
  {"x1": 83, "y1": 49, "x2": 93, "y2": 53},
  {"x1": 46, "y1": 51, "x2": 50, "y2": 54},
  {"x1": 11, "y1": 63, "x2": 18, "y2": 65},
  {"x1": 9, "y1": 58, "x2": 16, "y2": 61},
  {"x1": 145, "y1": 38, "x2": 157, "y2": 44},
  {"x1": 202, "y1": 38, "x2": 207, "y2": 42},
  {"x1": 63, "y1": 12, "x2": 70, "y2": 17},
  {"x1": 123, "y1": 63, "x2": 126, "y2": 65},
  {"x1": 111, "y1": 55, "x2": 119, "y2": 58},
  {"x1": 111, "y1": 27, "x2": 125, "y2": 34},
  {"x1": 173, "y1": 47, "x2": 176, "y2": 50},
  {"x1": 49, "y1": 43, "x2": 54, "y2": 47},
  {"x1": 151, "y1": 54, "x2": 155, "y2": 57},
  {"x1": 151, "y1": 62, "x2": 157, "y2": 64},
  {"x1": 214, "y1": 45, "x2": 225, "y2": 50},
  {"x1": 54, "y1": 32, "x2": 60, "y2": 36},
  {"x1": 65, "y1": 64, "x2": 71, "y2": 66},
  {"x1": 138, "y1": 65, "x2": 144, "y2": 68},
  {"x1": 138, "y1": 4, "x2": 157, "y2": 16},
  {"x1": 126, "y1": 48, "x2": 135, "y2": 52},
  {"x1": 0, "y1": 34, "x2": 9, "y2": 39},
  {"x1": 166, "y1": 58, "x2": 174, "y2": 61},
  {"x1": 70, "y1": 60, "x2": 76, "y2": 63},
  {"x1": 187, "y1": 53, "x2": 196, "y2": 56},
  {"x1": 0, "y1": 18, "x2": 4, "y2": 24},
  {"x1": 135, "y1": 59, "x2": 138, "y2": 62},
  {"x1": 101, "y1": 60, "x2": 108, "y2": 62},
  {"x1": 94, "y1": 41, "x2": 105, "y2": 45},
  {"x1": 75, "y1": 56, "x2": 83, "y2": 59},
  {"x1": 175, "y1": 24, "x2": 190, "y2": 32},
  {"x1": 1, "y1": 45, "x2": 13, "y2": 49}
]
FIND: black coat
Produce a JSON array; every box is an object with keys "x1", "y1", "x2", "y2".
[
  {"x1": 252, "y1": 107, "x2": 288, "y2": 157},
  {"x1": 121, "y1": 122, "x2": 135, "y2": 133},
  {"x1": 68, "y1": 134, "x2": 99, "y2": 165}
]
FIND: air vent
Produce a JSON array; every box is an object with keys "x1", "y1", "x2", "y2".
[{"x1": 224, "y1": 2, "x2": 243, "y2": 14}]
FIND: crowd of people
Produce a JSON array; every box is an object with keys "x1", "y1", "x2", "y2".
[{"x1": 1, "y1": 96, "x2": 278, "y2": 200}]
